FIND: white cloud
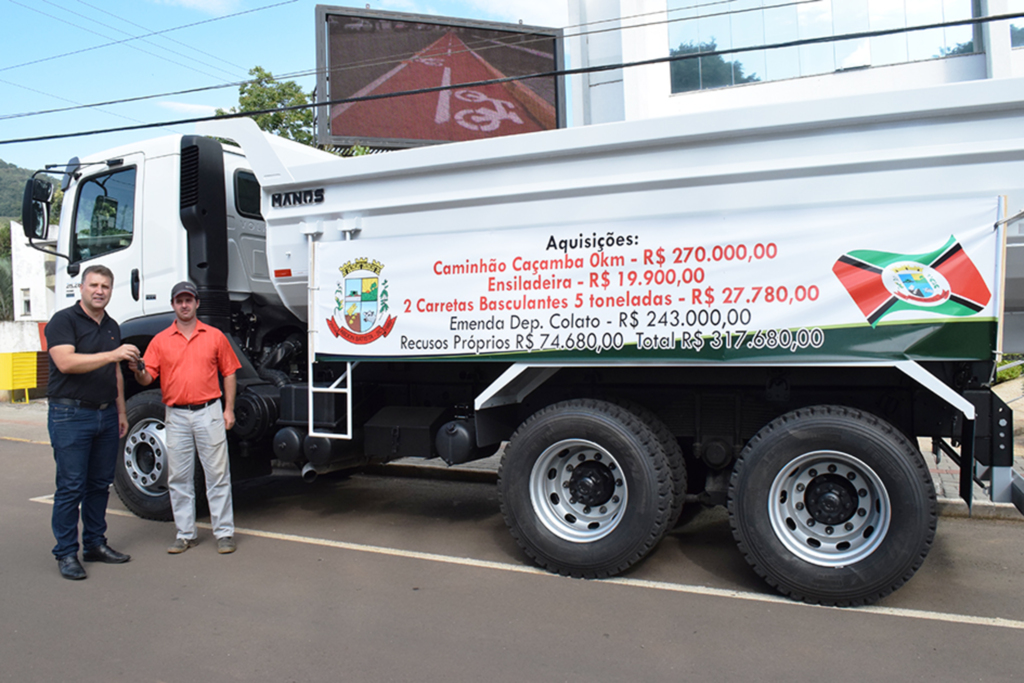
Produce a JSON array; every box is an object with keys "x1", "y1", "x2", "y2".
[{"x1": 158, "y1": 101, "x2": 223, "y2": 116}]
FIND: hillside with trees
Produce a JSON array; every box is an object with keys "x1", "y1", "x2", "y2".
[
  {"x1": 1, "y1": 159, "x2": 35, "y2": 219},
  {"x1": 1, "y1": 160, "x2": 62, "y2": 321}
]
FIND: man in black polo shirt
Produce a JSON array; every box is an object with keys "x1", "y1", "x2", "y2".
[{"x1": 46, "y1": 264, "x2": 140, "y2": 580}]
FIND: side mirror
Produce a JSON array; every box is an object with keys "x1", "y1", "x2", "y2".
[{"x1": 21, "y1": 176, "x2": 54, "y2": 240}]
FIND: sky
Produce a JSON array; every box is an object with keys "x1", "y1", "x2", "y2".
[{"x1": 0, "y1": 0, "x2": 570, "y2": 171}]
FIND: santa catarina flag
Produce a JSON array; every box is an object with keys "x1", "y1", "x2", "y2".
[{"x1": 832, "y1": 236, "x2": 991, "y2": 327}]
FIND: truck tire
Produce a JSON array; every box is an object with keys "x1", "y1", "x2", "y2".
[
  {"x1": 729, "y1": 405, "x2": 937, "y2": 606},
  {"x1": 115, "y1": 390, "x2": 173, "y2": 521},
  {"x1": 615, "y1": 400, "x2": 687, "y2": 527},
  {"x1": 498, "y1": 399, "x2": 673, "y2": 578}
]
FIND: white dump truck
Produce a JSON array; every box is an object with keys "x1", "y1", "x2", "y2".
[{"x1": 22, "y1": 76, "x2": 1024, "y2": 606}]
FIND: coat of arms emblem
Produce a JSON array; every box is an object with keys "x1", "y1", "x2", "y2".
[{"x1": 326, "y1": 258, "x2": 397, "y2": 344}]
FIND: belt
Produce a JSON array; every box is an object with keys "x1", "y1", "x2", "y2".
[
  {"x1": 171, "y1": 398, "x2": 220, "y2": 411},
  {"x1": 51, "y1": 397, "x2": 112, "y2": 410}
]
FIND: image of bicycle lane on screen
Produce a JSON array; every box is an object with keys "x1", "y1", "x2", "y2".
[{"x1": 322, "y1": 9, "x2": 562, "y2": 147}]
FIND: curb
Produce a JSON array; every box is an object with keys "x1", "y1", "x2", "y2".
[{"x1": 936, "y1": 497, "x2": 1024, "y2": 522}]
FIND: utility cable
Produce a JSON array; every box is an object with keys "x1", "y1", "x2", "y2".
[
  {"x1": 0, "y1": 0, "x2": 298, "y2": 74},
  {"x1": 0, "y1": 0, "x2": 825, "y2": 121},
  {"x1": 2, "y1": 10, "x2": 1022, "y2": 147},
  {"x1": 19, "y1": 0, "x2": 241, "y2": 83},
  {"x1": 34, "y1": 0, "x2": 242, "y2": 81},
  {"x1": 72, "y1": 0, "x2": 249, "y2": 73}
]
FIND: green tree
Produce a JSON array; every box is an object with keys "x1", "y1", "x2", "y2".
[
  {"x1": 0, "y1": 219, "x2": 12, "y2": 321},
  {"x1": 671, "y1": 40, "x2": 760, "y2": 93},
  {"x1": 216, "y1": 66, "x2": 315, "y2": 145},
  {"x1": 938, "y1": 40, "x2": 975, "y2": 57}
]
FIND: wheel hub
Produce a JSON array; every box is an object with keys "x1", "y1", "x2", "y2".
[
  {"x1": 529, "y1": 439, "x2": 628, "y2": 543},
  {"x1": 804, "y1": 474, "x2": 858, "y2": 525},
  {"x1": 767, "y1": 450, "x2": 891, "y2": 567},
  {"x1": 123, "y1": 419, "x2": 168, "y2": 496},
  {"x1": 568, "y1": 461, "x2": 615, "y2": 507}
]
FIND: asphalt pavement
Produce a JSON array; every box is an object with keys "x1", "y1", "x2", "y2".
[{"x1": 3, "y1": 393, "x2": 1024, "y2": 682}]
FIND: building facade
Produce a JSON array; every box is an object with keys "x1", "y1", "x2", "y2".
[
  {"x1": 10, "y1": 221, "x2": 55, "y2": 323},
  {"x1": 567, "y1": 0, "x2": 1024, "y2": 125}
]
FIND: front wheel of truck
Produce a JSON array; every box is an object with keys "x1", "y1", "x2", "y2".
[
  {"x1": 498, "y1": 399, "x2": 673, "y2": 578},
  {"x1": 114, "y1": 390, "x2": 174, "y2": 521},
  {"x1": 729, "y1": 405, "x2": 937, "y2": 606}
]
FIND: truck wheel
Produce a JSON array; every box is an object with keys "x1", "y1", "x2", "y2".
[
  {"x1": 615, "y1": 400, "x2": 687, "y2": 527},
  {"x1": 498, "y1": 399, "x2": 673, "y2": 578},
  {"x1": 729, "y1": 405, "x2": 936, "y2": 606},
  {"x1": 115, "y1": 390, "x2": 173, "y2": 521}
]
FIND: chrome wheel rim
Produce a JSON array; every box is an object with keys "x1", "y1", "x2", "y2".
[
  {"x1": 529, "y1": 439, "x2": 627, "y2": 543},
  {"x1": 123, "y1": 418, "x2": 167, "y2": 497},
  {"x1": 768, "y1": 450, "x2": 890, "y2": 567}
]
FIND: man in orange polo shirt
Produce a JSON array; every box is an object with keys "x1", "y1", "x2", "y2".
[{"x1": 131, "y1": 281, "x2": 242, "y2": 555}]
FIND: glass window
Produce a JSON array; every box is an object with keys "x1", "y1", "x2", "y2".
[
  {"x1": 833, "y1": 0, "x2": 871, "y2": 70},
  {"x1": 71, "y1": 167, "x2": 136, "y2": 264},
  {"x1": 941, "y1": 0, "x2": 974, "y2": 54},
  {"x1": 668, "y1": 0, "x2": 978, "y2": 94},
  {"x1": 906, "y1": 0, "x2": 944, "y2": 61},
  {"x1": 763, "y1": 2, "x2": 800, "y2": 81},
  {"x1": 235, "y1": 170, "x2": 263, "y2": 220},
  {"x1": 798, "y1": 1, "x2": 835, "y2": 76},
  {"x1": 699, "y1": 8, "x2": 735, "y2": 88},
  {"x1": 668, "y1": 4, "x2": 702, "y2": 92},
  {"x1": 867, "y1": 0, "x2": 908, "y2": 66},
  {"x1": 1010, "y1": 0, "x2": 1024, "y2": 48},
  {"x1": 731, "y1": 0, "x2": 766, "y2": 84}
]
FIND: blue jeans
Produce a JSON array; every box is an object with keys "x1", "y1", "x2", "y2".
[{"x1": 48, "y1": 403, "x2": 119, "y2": 559}]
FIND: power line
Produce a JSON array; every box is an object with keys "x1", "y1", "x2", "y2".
[
  {"x1": 4, "y1": 11, "x2": 1022, "y2": 149},
  {"x1": 41, "y1": 0, "x2": 243, "y2": 81},
  {"x1": 0, "y1": 0, "x2": 299, "y2": 74},
  {"x1": 0, "y1": 77, "x2": 152, "y2": 128},
  {"x1": 19, "y1": 0, "x2": 243, "y2": 83},
  {"x1": 72, "y1": 0, "x2": 249, "y2": 74},
  {"x1": 0, "y1": 0, "x2": 843, "y2": 123},
  {"x1": 4, "y1": 11, "x2": 1019, "y2": 149}
]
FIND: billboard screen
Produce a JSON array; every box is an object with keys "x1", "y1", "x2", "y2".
[{"x1": 315, "y1": 5, "x2": 565, "y2": 148}]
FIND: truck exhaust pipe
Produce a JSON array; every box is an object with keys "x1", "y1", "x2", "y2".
[{"x1": 301, "y1": 461, "x2": 350, "y2": 483}]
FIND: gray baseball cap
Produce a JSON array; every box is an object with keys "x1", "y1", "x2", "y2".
[{"x1": 170, "y1": 281, "x2": 199, "y2": 300}]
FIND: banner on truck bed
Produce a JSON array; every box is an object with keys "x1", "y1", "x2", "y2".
[{"x1": 312, "y1": 197, "x2": 1001, "y2": 363}]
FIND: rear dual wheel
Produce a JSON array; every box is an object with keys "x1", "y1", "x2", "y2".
[
  {"x1": 729, "y1": 405, "x2": 936, "y2": 606},
  {"x1": 498, "y1": 399, "x2": 675, "y2": 578}
]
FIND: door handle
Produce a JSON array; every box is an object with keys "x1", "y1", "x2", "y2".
[{"x1": 131, "y1": 268, "x2": 140, "y2": 301}]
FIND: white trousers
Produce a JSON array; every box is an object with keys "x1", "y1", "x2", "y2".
[{"x1": 165, "y1": 402, "x2": 234, "y2": 540}]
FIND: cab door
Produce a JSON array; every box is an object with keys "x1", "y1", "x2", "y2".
[{"x1": 62, "y1": 154, "x2": 144, "y2": 323}]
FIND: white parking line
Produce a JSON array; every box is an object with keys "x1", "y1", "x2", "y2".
[{"x1": 29, "y1": 495, "x2": 1024, "y2": 631}]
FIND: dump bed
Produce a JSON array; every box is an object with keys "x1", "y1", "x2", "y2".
[{"x1": 198, "y1": 77, "x2": 1024, "y2": 366}]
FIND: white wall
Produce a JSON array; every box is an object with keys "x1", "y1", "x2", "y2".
[
  {"x1": 10, "y1": 221, "x2": 55, "y2": 323},
  {"x1": 0, "y1": 320, "x2": 45, "y2": 353}
]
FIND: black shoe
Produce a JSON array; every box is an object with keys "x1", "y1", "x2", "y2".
[
  {"x1": 82, "y1": 544, "x2": 131, "y2": 564},
  {"x1": 57, "y1": 555, "x2": 87, "y2": 580}
]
